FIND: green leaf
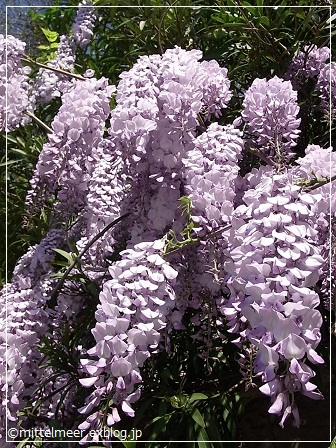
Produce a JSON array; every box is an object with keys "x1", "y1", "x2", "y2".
[
  {"x1": 37, "y1": 43, "x2": 51, "y2": 50},
  {"x1": 327, "y1": 13, "x2": 336, "y2": 24},
  {"x1": 0, "y1": 160, "x2": 22, "y2": 167},
  {"x1": 16, "y1": 136, "x2": 26, "y2": 148},
  {"x1": 197, "y1": 427, "x2": 211, "y2": 448},
  {"x1": 52, "y1": 248, "x2": 75, "y2": 263},
  {"x1": 188, "y1": 393, "x2": 208, "y2": 404},
  {"x1": 40, "y1": 26, "x2": 59, "y2": 42},
  {"x1": 330, "y1": 436, "x2": 336, "y2": 448},
  {"x1": 67, "y1": 239, "x2": 79, "y2": 256},
  {"x1": 191, "y1": 407, "x2": 205, "y2": 428},
  {"x1": 259, "y1": 16, "x2": 269, "y2": 27}
]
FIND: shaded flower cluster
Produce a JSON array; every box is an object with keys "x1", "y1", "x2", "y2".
[
  {"x1": 12, "y1": 228, "x2": 66, "y2": 286},
  {"x1": 285, "y1": 45, "x2": 330, "y2": 88},
  {"x1": 0, "y1": 228, "x2": 69, "y2": 437},
  {"x1": 0, "y1": 277, "x2": 54, "y2": 439},
  {"x1": 316, "y1": 62, "x2": 336, "y2": 120}
]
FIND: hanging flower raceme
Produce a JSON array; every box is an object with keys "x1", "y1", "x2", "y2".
[
  {"x1": 183, "y1": 122, "x2": 243, "y2": 234},
  {"x1": 73, "y1": 0, "x2": 96, "y2": 49},
  {"x1": 285, "y1": 45, "x2": 330, "y2": 88},
  {"x1": 293, "y1": 144, "x2": 336, "y2": 311},
  {"x1": 316, "y1": 62, "x2": 336, "y2": 120},
  {"x1": 77, "y1": 240, "x2": 178, "y2": 441},
  {"x1": 0, "y1": 229, "x2": 67, "y2": 438},
  {"x1": 222, "y1": 165, "x2": 325, "y2": 428},
  {"x1": 32, "y1": 35, "x2": 77, "y2": 105},
  {"x1": 0, "y1": 34, "x2": 34, "y2": 132},
  {"x1": 26, "y1": 77, "x2": 115, "y2": 218},
  {"x1": 241, "y1": 76, "x2": 300, "y2": 163}
]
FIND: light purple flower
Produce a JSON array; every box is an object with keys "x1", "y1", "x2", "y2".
[{"x1": 241, "y1": 76, "x2": 300, "y2": 161}]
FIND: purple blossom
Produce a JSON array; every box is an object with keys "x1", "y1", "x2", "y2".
[
  {"x1": 316, "y1": 62, "x2": 336, "y2": 120},
  {"x1": 73, "y1": 0, "x2": 96, "y2": 49},
  {"x1": 221, "y1": 166, "x2": 324, "y2": 427},
  {"x1": 26, "y1": 77, "x2": 115, "y2": 218},
  {"x1": 32, "y1": 35, "x2": 76, "y2": 105},
  {"x1": 0, "y1": 278, "x2": 54, "y2": 438},
  {"x1": 0, "y1": 35, "x2": 34, "y2": 131},
  {"x1": 241, "y1": 76, "x2": 301, "y2": 162},
  {"x1": 78, "y1": 240, "x2": 178, "y2": 439},
  {"x1": 285, "y1": 45, "x2": 330, "y2": 88},
  {"x1": 183, "y1": 122, "x2": 243, "y2": 233}
]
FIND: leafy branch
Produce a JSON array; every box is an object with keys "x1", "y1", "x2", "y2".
[
  {"x1": 296, "y1": 173, "x2": 336, "y2": 192},
  {"x1": 163, "y1": 196, "x2": 199, "y2": 255},
  {"x1": 50, "y1": 212, "x2": 130, "y2": 302}
]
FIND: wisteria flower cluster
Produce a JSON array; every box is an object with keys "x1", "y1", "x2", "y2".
[
  {"x1": 285, "y1": 44, "x2": 330, "y2": 88},
  {"x1": 316, "y1": 62, "x2": 336, "y2": 120},
  {"x1": 32, "y1": 35, "x2": 76, "y2": 105},
  {"x1": 0, "y1": 229, "x2": 61, "y2": 435},
  {"x1": 73, "y1": 0, "x2": 97, "y2": 49},
  {"x1": 0, "y1": 35, "x2": 34, "y2": 131},
  {"x1": 78, "y1": 240, "x2": 178, "y2": 442},
  {"x1": 26, "y1": 76, "x2": 115, "y2": 217},
  {"x1": 241, "y1": 76, "x2": 301, "y2": 163},
  {"x1": 222, "y1": 166, "x2": 326, "y2": 427},
  {"x1": 1, "y1": 5, "x2": 335, "y2": 443},
  {"x1": 285, "y1": 43, "x2": 335, "y2": 120}
]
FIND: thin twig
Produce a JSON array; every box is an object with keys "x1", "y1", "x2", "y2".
[
  {"x1": 233, "y1": 2, "x2": 273, "y2": 49},
  {"x1": 24, "y1": 111, "x2": 53, "y2": 134},
  {"x1": 304, "y1": 174, "x2": 336, "y2": 192},
  {"x1": 21, "y1": 56, "x2": 86, "y2": 81},
  {"x1": 50, "y1": 213, "x2": 130, "y2": 302},
  {"x1": 163, "y1": 223, "x2": 233, "y2": 258},
  {"x1": 163, "y1": 172, "x2": 336, "y2": 259},
  {"x1": 247, "y1": 146, "x2": 276, "y2": 167}
]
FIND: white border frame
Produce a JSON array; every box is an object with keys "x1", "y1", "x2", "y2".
[{"x1": 5, "y1": 2, "x2": 333, "y2": 445}]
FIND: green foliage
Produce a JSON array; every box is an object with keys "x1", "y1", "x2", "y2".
[
  {"x1": 0, "y1": 125, "x2": 48, "y2": 286},
  {"x1": 164, "y1": 196, "x2": 199, "y2": 255},
  {"x1": 115, "y1": 305, "x2": 245, "y2": 444}
]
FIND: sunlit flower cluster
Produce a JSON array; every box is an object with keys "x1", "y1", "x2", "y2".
[
  {"x1": 26, "y1": 77, "x2": 115, "y2": 218},
  {"x1": 0, "y1": 34, "x2": 34, "y2": 131},
  {"x1": 222, "y1": 164, "x2": 326, "y2": 427},
  {"x1": 78, "y1": 240, "x2": 178, "y2": 442}
]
